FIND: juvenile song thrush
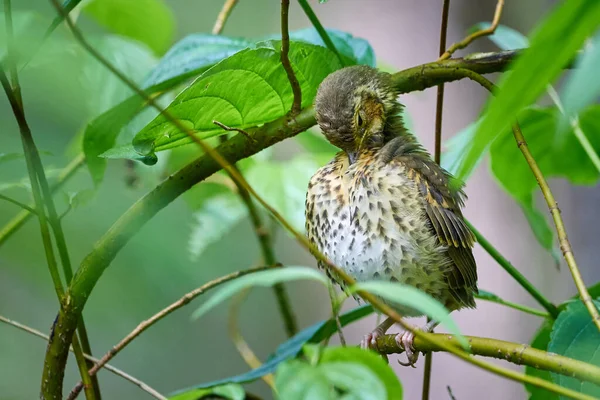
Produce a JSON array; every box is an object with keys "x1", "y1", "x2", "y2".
[{"x1": 305, "y1": 65, "x2": 478, "y2": 365}]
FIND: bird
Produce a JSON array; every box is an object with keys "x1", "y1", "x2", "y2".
[{"x1": 305, "y1": 65, "x2": 478, "y2": 365}]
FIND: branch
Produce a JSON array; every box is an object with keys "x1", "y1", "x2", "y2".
[
  {"x1": 297, "y1": 0, "x2": 344, "y2": 65},
  {"x1": 0, "y1": 153, "x2": 84, "y2": 247},
  {"x1": 280, "y1": 0, "x2": 302, "y2": 115},
  {"x1": 67, "y1": 267, "x2": 273, "y2": 399},
  {"x1": 0, "y1": 315, "x2": 165, "y2": 400},
  {"x1": 466, "y1": 220, "x2": 559, "y2": 318},
  {"x1": 438, "y1": 0, "x2": 505, "y2": 61},
  {"x1": 211, "y1": 0, "x2": 238, "y2": 35},
  {"x1": 375, "y1": 333, "x2": 600, "y2": 390}
]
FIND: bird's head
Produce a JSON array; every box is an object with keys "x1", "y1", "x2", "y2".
[{"x1": 315, "y1": 65, "x2": 401, "y2": 162}]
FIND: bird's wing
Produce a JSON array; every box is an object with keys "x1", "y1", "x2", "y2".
[{"x1": 381, "y1": 138, "x2": 478, "y2": 299}]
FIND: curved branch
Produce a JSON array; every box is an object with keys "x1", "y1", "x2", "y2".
[{"x1": 376, "y1": 333, "x2": 600, "y2": 389}]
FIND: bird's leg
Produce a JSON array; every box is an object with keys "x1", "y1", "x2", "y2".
[
  {"x1": 360, "y1": 316, "x2": 395, "y2": 350},
  {"x1": 396, "y1": 319, "x2": 439, "y2": 368}
]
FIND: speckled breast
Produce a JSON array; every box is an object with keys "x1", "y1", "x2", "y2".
[{"x1": 305, "y1": 152, "x2": 452, "y2": 316}]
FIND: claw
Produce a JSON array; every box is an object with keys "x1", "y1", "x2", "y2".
[
  {"x1": 360, "y1": 330, "x2": 383, "y2": 350},
  {"x1": 395, "y1": 330, "x2": 419, "y2": 367}
]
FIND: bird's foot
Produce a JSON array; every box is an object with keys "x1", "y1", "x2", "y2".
[
  {"x1": 395, "y1": 330, "x2": 419, "y2": 368},
  {"x1": 360, "y1": 327, "x2": 386, "y2": 351}
]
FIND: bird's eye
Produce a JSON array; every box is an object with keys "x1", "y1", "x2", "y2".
[{"x1": 357, "y1": 114, "x2": 363, "y2": 127}]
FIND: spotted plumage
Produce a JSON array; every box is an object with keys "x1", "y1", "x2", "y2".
[{"x1": 305, "y1": 66, "x2": 477, "y2": 356}]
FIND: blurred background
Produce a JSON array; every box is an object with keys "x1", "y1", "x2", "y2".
[{"x1": 2, "y1": 0, "x2": 597, "y2": 399}]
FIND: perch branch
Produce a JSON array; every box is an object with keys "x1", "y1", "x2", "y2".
[
  {"x1": 0, "y1": 153, "x2": 85, "y2": 247},
  {"x1": 466, "y1": 220, "x2": 559, "y2": 318},
  {"x1": 280, "y1": 0, "x2": 302, "y2": 115},
  {"x1": 376, "y1": 333, "x2": 600, "y2": 390},
  {"x1": 466, "y1": 73, "x2": 600, "y2": 332},
  {"x1": 0, "y1": 315, "x2": 165, "y2": 400},
  {"x1": 41, "y1": 7, "x2": 577, "y2": 396},
  {"x1": 297, "y1": 0, "x2": 344, "y2": 65},
  {"x1": 438, "y1": 0, "x2": 505, "y2": 61},
  {"x1": 67, "y1": 267, "x2": 273, "y2": 399},
  {"x1": 212, "y1": 0, "x2": 238, "y2": 35}
]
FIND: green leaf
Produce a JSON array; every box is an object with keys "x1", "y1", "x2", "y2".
[
  {"x1": 63, "y1": 189, "x2": 96, "y2": 210},
  {"x1": 286, "y1": 28, "x2": 375, "y2": 66},
  {"x1": 519, "y1": 194, "x2": 561, "y2": 267},
  {"x1": 525, "y1": 319, "x2": 559, "y2": 400},
  {"x1": 548, "y1": 300, "x2": 600, "y2": 398},
  {"x1": 143, "y1": 35, "x2": 252, "y2": 89},
  {"x1": 45, "y1": 0, "x2": 83, "y2": 38},
  {"x1": 457, "y1": 0, "x2": 600, "y2": 180},
  {"x1": 168, "y1": 383, "x2": 245, "y2": 400},
  {"x1": 475, "y1": 23, "x2": 529, "y2": 50},
  {"x1": 245, "y1": 156, "x2": 320, "y2": 232},
  {"x1": 561, "y1": 32, "x2": 600, "y2": 121},
  {"x1": 169, "y1": 305, "x2": 373, "y2": 396},
  {"x1": 83, "y1": 0, "x2": 175, "y2": 55},
  {"x1": 191, "y1": 267, "x2": 329, "y2": 320},
  {"x1": 351, "y1": 281, "x2": 468, "y2": 349},
  {"x1": 0, "y1": 153, "x2": 25, "y2": 164},
  {"x1": 275, "y1": 359, "x2": 334, "y2": 400},
  {"x1": 188, "y1": 192, "x2": 247, "y2": 260},
  {"x1": 275, "y1": 346, "x2": 401, "y2": 400},
  {"x1": 132, "y1": 40, "x2": 342, "y2": 156},
  {"x1": 320, "y1": 347, "x2": 403, "y2": 399}
]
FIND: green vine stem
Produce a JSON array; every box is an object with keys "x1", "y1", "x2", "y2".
[{"x1": 376, "y1": 333, "x2": 600, "y2": 390}]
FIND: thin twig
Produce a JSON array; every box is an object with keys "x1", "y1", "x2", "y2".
[
  {"x1": 466, "y1": 220, "x2": 559, "y2": 318},
  {"x1": 212, "y1": 0, "x2": 238, "y2": 35},
  {"x1": 280, "y1": 0, "x2": 302, "y2": 115},
  {"x1": 376, "y1": 333, "x2": 600, "y2": 391},
  {"x1": 447, "y1": 386, "x2": 458, "y2": 400},
  {"x1": 0, "y1": 153, "x2": 84, "y2": 247},
  {"x1": 213, "y1": 120, "x2": 255, "y2": 142},
  {"x1": 438, "y1": 0, "x2": 505, "y2": 61},
  {"x1": 46, "y1": 6, "x2": 591, "y2": 399},
  {"x1": 0, "y1": 193, "x2": 37, "y2": 214},
  {"x1": 67, "y1": 267, "x2": 272, "y2": 399},
  {"x1": 297, "y1": 0, "x2": 345, "y2": 65},
  {"x1": 0, "y1": 315, "x2": 166, "y2": 400},
  {"x1": 466, "y1": 74, "x2": 600, "y2": 332},
  {"x1": 434, "y1": 0, "x2": 450, "y2": 165},
  {"x1": 228, "y1": 290, "x2": 276, "y2": 389}
]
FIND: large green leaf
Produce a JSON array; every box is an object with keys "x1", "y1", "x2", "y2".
[
  {"x1": 245, "y1": 156, "x2": 320, "y2": 232},
  {"x1": 525, "y1": 319, "x2": 559, "y2": 400},
  {"x1": 131, "y1": 40, "x2": 342, "y2": 157},
  {"x1": 456, "y1": 0, "x2": 600, "y2": 180},
  {"x1": 83, "y1": 0, "x2": 175, "y2": 55},
  {"x1": 351, "y1": 281, "x2": 468, "y2": 349},
  {"x1": 169, "y1": 305, "x2": 373, "y2": 396},
  {"x1": 319, "y1": 347, "x2": 402, "y2": 399},
  {"x1": 548, "y1": 300, "x2": 600, "y2": 398},
  {"x1": 190, "y1": 267, "x2": 329, "y2": 320},
  {"x1": 188, "y1": 192, "x2": 247, "y2": 260},
  {"x1": 561, "y1": 32, "x2": 600, "y2": 121},
  {"x1": 275, "y1": 346, "x2": 401, "y2": 400}
]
